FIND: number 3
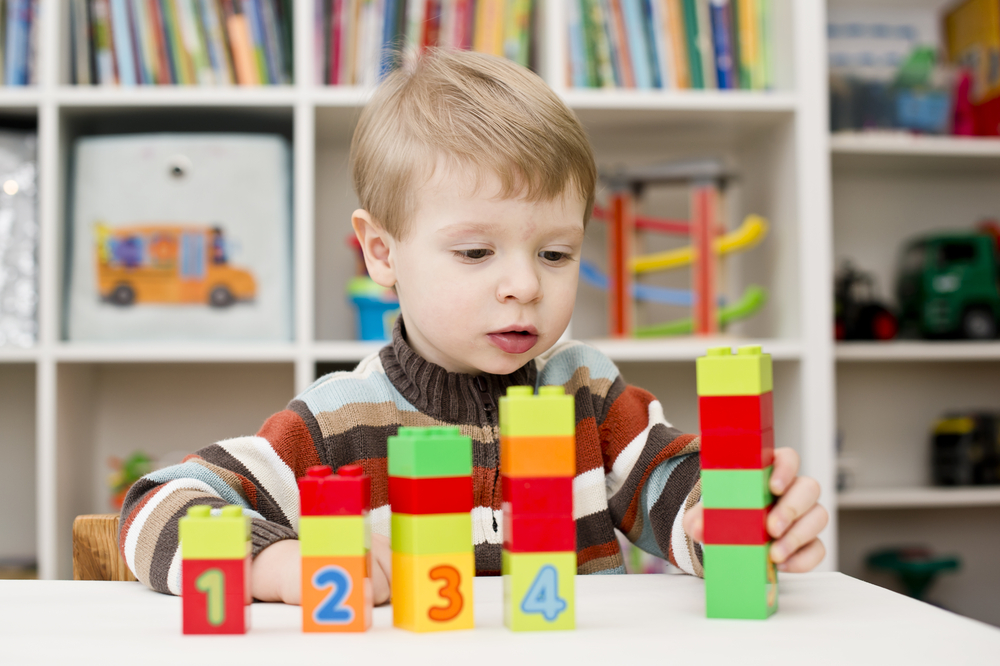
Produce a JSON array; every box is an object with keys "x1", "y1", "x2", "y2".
[
  {"x1": 313, "y1": 565, "x2": 355, "y2": 624},
  {"x1": 427, "y1": 565, "x2": 463, "y2": 621}
]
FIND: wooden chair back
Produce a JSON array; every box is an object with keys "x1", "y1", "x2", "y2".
[{"x1": 72, "y1": 514, "x2": 137, "y2": 582}]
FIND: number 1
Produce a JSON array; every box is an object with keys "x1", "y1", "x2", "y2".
[{"x1": 195, "y1": 568, "x2": 226, "y2": 626}]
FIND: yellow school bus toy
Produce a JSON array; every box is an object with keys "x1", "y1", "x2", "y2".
[{"x1": 94, "y1": 223, "x2": 256, "y2": 308}]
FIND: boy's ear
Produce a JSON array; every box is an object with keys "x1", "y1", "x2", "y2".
[{"x1": 352, "y1": 209, "x2": 397, "y2": 288}]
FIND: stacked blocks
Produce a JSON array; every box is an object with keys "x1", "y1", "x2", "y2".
[
  {"x1": 500, "y1": 385, "x2": 576, "y2": 632},
  {"x1": 298, "y1": 464, "x2": 372, "y2": 632},
  {"x1": 388, "y1": 426, "x2": 474, "y2": 632},
  {"x1": 178, "y1": 504, "x2": 251, "y2": 634},
  {"x1": 697, "y1": 345, "x2": 778, "y2": 619}
]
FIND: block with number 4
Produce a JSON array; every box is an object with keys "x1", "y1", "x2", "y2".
[
  {"x1": 178, "y1": 504, "x2": 251, "y2": 635},
  {"x1": 503, "y1": 551, "x2": 575, "y2": 631}
]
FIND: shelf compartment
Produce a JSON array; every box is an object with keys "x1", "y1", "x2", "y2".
[
  {"x1": 831, "y1": 133, "x2": 1000, "y2": 174},
  {"x1": 838, "y1": 486, "x2": 1000, "y2": 509},
  {"x1": 0, "y1": 364, "x2": 37, "y2": 572}
]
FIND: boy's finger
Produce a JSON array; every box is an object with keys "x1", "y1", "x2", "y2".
[
  {"x1": 768, "y1": 447, "x2": 800, "y2": 495},
  {"x1": 776, "y1": 537, "x2": 827, "y2": 573},
  {"x1": 682, "y1": 502, "x2": 704, "y2": 542},
  {"x1": 767, "y1": 475, "x2": 820, "y2": 537},
  {"x1": 769, "y1": 504, "x2": 829, "y2": 564}
]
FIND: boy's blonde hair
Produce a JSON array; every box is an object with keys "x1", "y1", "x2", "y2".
[{"x1": 351, "y1": 48, "x2": 596, "y2": 239}]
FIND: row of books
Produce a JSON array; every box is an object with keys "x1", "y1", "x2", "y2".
[
  {"x1": 69, "y1": 0, "x2": 294, "y2": 86},
  {"x1": 0, "y1": 0, "x2": 38, "y2": 86},
  {"x1": 568, "y1": 0, "x2": 773, "y2": 90},
  {"x1": 314, "y1": 0, "x2": 535, "y2": 87}
]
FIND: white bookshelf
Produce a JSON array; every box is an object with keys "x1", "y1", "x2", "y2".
[
  {"x1": 829, "y1": 0, "x2": 1000, "y2": 627},
  {"x1": 0, "y1": 1, "x2": 836, "y2": 582}
]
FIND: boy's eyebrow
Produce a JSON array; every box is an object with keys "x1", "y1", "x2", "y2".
[{"x1": 438, "y1": 221, "x2": 586, "y2": 241}]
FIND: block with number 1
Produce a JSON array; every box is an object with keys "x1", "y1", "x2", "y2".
[{"x1": 178, "y1": 504, "x2": 251, "y2": 634}]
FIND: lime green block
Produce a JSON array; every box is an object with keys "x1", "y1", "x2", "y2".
[
  {"x1": 179, "y1": 505, "x2": 250, "y2": 559},
  {"x1": 701, "y1": 467, "x2": 773, "y2": 509},
  {"x1": 696, "y1": 346, "x2": 773, "y2": 396},
  {"x1": 499, "y1": 385, "x2": 575, "y2": 437},
  {"x1": 387, "y1": 427, "x2": 472, "y2": 478},
  {"x1": 391, "y1": 512, "x2": 472, "y2": 555},
  {"x1": 502, "y1": 550, "x2": 576, "y2": 631},
  {"x1": 299, "y1": 515, "x2": 369, "y2": 557},
  {"x1": 704, "y1": 544, "x2": 778, "y2": 619}
]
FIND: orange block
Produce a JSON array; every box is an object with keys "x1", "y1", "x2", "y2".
[
  {"x1": 392, "y1": 551, "x2": 475, "y2": 632},
  {"x1": 500, "y1": 435, "x2": 575, "y2": 478},
  {"x1": 301, "y1": 555, "x2": 372, "y2": 632}
]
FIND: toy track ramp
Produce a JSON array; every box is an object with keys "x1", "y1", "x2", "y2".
[
  {"x1": 634, "y1": 286, "x2": 768, "y2": 338},
  {"x1": 631, "y1": 215, "x2": 769, "y2": 274}
]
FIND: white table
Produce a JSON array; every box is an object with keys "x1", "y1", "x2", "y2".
[{"x1": 2, "y1": 573, "x2": 998, "y2": 665}]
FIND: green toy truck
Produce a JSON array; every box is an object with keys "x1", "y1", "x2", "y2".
[{"x1": 896, "y1": 231, "x2": 1000, "y2": 339}]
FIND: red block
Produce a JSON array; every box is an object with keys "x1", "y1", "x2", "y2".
[
  {"x1": 700, "y1": 429, "x2": 775, "y2": 469},
  {"x1": 703, "y1": 507, "x2": 772, "y2": 545},
  {"x1": 299, "y1": 465, "x2": 371, "y2": 516},
  {"x1": 501, "y1": 476, "x2": 573, "y2": 516},
  {"x1": 699, "y1": 392, "x2": 773, "y2": 433},
  {"x1": 502, "y1": 513, "x2": 576, "y2": 552},
  {"x1": 182, "y1": 558, "x2": 250, "y2": 634},
  {"x1": 388, "y1": 476, "x2": 473, "y2": 515}
]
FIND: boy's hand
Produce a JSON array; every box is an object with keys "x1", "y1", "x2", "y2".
[
  {"x1": 682, "y1": 447, "x2": 828, "y2": 572},
  {"x1": 250, "y1": 533, "x2": 393, "y2": 606}
]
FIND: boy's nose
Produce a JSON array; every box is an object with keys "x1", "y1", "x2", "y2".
[{"x1": 497, "y1": 259, "x2": 542, "y2": 303}]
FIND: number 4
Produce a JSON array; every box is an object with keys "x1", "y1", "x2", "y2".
[{"x1": 521, "y1": 565, "x2": 567, "y2": 622}]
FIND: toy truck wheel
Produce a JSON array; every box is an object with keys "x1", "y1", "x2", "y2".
[
  {"x1": 209, "y1": 286, "x2": 235, "y2": 308},
  {"x1": 961, "y1": 307, "x2": 997, "y2": 340},
  {"x1": 110, "y1": 283, "x2": 135, "y2": 306}
]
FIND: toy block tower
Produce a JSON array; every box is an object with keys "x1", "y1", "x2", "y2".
[
  {"x1": 500, "y1": 385, "x2": 576, "y2": 631},
  {"x1": 388, "y1": 426, "x2": 474, "y2": 632},
  {"x1": 298, "y1": 464, "x2": 372, "y2": 632},
  {"x1": 178, "y1": 504, "x2": 251, "y2": 634},
  {"x1": 697, "y1": 345, "x2": 778, "y2": 619}
]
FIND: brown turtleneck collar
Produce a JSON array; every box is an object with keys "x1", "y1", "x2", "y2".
[{"x1": 379, "y1": 316, "x2": 537, "y2": 425}]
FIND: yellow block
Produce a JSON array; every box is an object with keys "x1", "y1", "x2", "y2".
[{"x1": 392, "y1": 551, "x2": 475, "y2": 632}]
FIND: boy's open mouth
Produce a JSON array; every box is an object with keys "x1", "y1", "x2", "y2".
[{"x1": 487, "y1": 329, "x2": 538, "y2": 355}]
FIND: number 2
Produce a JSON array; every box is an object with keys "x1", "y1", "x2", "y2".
[
  {"x1": 427, "y1": 565, "x2": 463, "y2": 622},
  {"x1": 313, "y1": 565, "x2": 355, "y2": 624},
  {"x1": 195, "y1": 568, "x2": 226, "y2": 626},
  {"x1": 521, "y1": 565, "x2": 567, "y2": 621}
]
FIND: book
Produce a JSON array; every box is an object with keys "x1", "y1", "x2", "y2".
[
  {"x1": 621, "y1": 0, "x2": 653, "y2": 88},
  {"x1": 681, "y1": 0, "x2": 703, "y2": 88},
  {"x1": 709, "y1": 0, "x2": 734, "y2": 89}
]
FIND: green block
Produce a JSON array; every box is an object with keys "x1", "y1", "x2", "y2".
[
  {"x1": 391, "y1": 512, "x2": 472, "y2": 555},
  {"x1": 499, "y1": 385, "x2": 575, "y2": 437},
  {"x1": 387, "y1": 426, "x2": 473, "y2": 478},
  {"x1": 701, "y1": 467, "x2": 773, "y2": 508},
  {"x1": 696, "y1": 346, "x2": 773, "y2": 396},
  {"x1": 179, "y1": 505, "x2": 250, "y2": 559},
  {"x1": 299, "y1": 515, "x2": 368, "y2": 557},
  {"x1": 502, "y1": 550, "x2": 576, "y2": 631},
  {"x1": 703, "y1": 544, "x2": 778, "y2": 619}
]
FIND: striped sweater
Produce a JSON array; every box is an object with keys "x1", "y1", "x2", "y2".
[{"x1": 120, "y1": 319, "x2": 704, "y2": 594}]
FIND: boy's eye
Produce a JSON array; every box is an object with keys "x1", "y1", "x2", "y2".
[
  {"x1": 540, "y1": 250, "x2": 569, "y2": 262},
  {"x1": 457, "y1": 249, "x2": 492, "y2": 260}
]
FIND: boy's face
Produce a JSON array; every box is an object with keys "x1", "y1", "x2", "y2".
[{"x1": 355, "y1": 162, "x2": 586, "y2": 376}]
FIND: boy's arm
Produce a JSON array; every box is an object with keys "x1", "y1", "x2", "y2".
[
  {"x1": 118, "y1": 407, "x2": 321, "y2": 595},
  {"x1": 599, "y1": 378, "x2": 704, "y2": 576}
]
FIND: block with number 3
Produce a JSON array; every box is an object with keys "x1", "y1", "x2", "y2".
[{"x1": 392, "y1": 551, "x2": 475, "y2": 632}]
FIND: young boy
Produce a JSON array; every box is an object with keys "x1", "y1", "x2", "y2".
[{"x1": 120, "y1": 49, "x2": 827, "y2": 605}]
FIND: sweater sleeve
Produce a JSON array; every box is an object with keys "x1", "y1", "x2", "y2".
[
  {"x1": 537, "y1": 341, "x2": 703, "y2": 577},
  {"x1": 118, "y1": 405, "x2": 323, "y2": 595}
]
